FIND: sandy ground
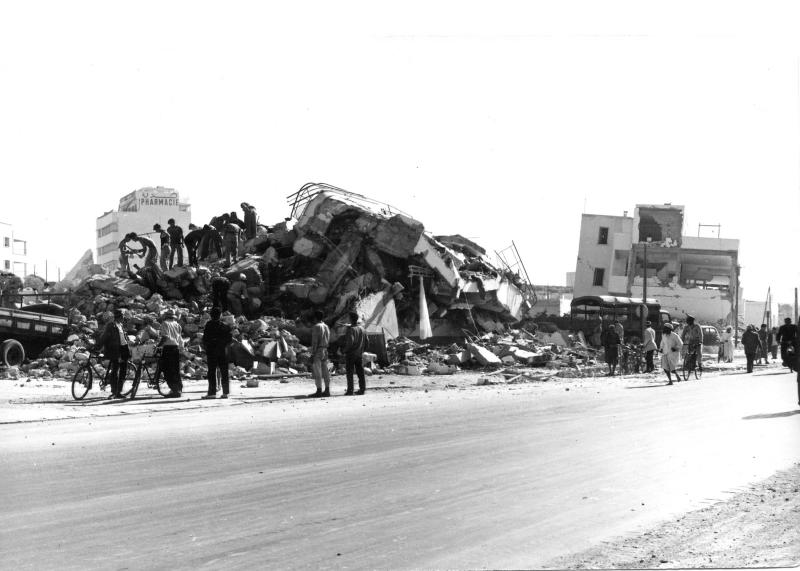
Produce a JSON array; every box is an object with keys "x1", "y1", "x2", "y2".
[{"x1": 2, "y1": 356, "x2": 798, "y2": 569}]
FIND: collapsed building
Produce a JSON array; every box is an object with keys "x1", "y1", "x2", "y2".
[
  {"x1": 269, "y1": 183, "x2": 536, "y2": 336},
  {"x1": 574, "y1": 204, "x2": 740, "y2": 326}
]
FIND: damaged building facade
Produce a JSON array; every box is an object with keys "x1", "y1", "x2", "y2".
[{"x1": 574, "y1": 204, "x2": 740, "y2": 326}]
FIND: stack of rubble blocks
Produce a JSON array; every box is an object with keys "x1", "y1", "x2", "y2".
[{"x1": 5, "y1": 184, "x2": 601, "y2": 383}]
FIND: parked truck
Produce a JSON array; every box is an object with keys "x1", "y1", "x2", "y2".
[{"x1": 0, "y1": 294, "x2": 70, "y2": 367}]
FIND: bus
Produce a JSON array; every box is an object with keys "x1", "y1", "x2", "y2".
[{"x1": 570, "y1": 295, "x2": 672, "y2": 346}]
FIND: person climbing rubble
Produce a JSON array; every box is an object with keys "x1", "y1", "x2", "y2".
[
  {"x1": 167, "y1": 218, "x2": 185, "y2": 268},
  {"x1": 210, "y1": 274, "x2": 231, "y2": 311},
  {"x1": 198, "y1": 224, "x2": 223, "y2": 262},
  {"x1": 222, "y1": 214, "x2": 243, "y2": 266},
  {"x1": 227, "y1": 273, "x2": 248, "y2": 316},
  {"x1": 183, "y1": 224, "x2": 202, "y2": 267},
  {"x1": 128, "y1": 233, "x2": 158, "y2": 270},
  {"x1": 240, "y1": 202, "x2": 258, "y2": 240},
  {"x1": 117, "y1": 234, "x2": 136, "y2": 274},
  {"x1": 153, "y1": 224, "x2": 172, "y2": 271}
]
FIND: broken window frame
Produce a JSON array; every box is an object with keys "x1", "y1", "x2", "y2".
[{"x1": 598, "y1": 227, "x2": 609, "y2": 245}]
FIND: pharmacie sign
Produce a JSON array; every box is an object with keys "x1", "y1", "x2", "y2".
[{"x1": 138, "y1": 190, "x2": 179, "y2": 207}]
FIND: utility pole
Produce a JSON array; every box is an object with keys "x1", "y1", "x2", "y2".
[
  {"x1": 795, "y1": 287, "x2": 798, "y2": 322},
  {"x1": 641, "y1": 241, "x2": 648, "y2": 341}
]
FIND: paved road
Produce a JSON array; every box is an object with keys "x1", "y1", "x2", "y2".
[{"x1": 2, "y1": 369, "x2": 798, "y2": 570}]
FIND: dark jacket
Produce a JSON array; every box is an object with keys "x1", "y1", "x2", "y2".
[
  {"x1": 777, "y1": 323, "x2": 798, "y2": 345},
  {"x1": 203, "y1": 319, "x2": 232, "y2": 356},
  {"x1": 98, "y1": 320, "x2": 127, "y2": 359},
  {"x1": 184, "y1": 228, "x2": 203, "y2": 248},
  {"x1": 343, "y1": 324, "x2": 367, "y2": 357},
  {"x1": 167, "y1": 225, "x2": 184, "y2": 245},
  {"x1": 741, "y1": 329, "x2": 760, "y2": 353}
]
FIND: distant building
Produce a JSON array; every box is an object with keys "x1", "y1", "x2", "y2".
[
  {"x1": 96, "y1": 187, "x2": 191, "y2": 272},
  {"x1": 0, "y1": 221, "x2": 29, "y2": 276},
  {"x1": 574, "y1": 204, "x2": 741, "y2": 326}
]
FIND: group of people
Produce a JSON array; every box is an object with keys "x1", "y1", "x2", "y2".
[
  {"x1": 97, "y1": 308, "x2": 186, "y2": 399},
  {"x1": 117, "y1": 202, "x2": 260, "y2": 275},
  {"x1": 96, "y1": 305, "x2": 370, "y2": 401},
  {"x1": 600, "y1": 314, "x2": 704, "y2": 384}
]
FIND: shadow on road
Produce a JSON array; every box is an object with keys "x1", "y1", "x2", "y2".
[
  {"x1": 625, "y1": 383, "x2": 669, "y2": 389},
  {"x1": 742, "y1": 410, "x2": 800, "y2": 420}
]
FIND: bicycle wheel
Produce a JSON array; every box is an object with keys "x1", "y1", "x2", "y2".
[
  {"x1": 694, "y1": 355, "x2": 703, "y2": 380},
  {"x1": 155, "y1": 364, "x2": 171, "y2": 397},
  {"x1": 71, "y1": 365, "x2": 92, "y2": 400},
  {"x1": 682, "y1": 353, "x2": 691, "y2": 381},
  {"x1": 120, "y1": 362, "x2": 139, "y2": 397}
]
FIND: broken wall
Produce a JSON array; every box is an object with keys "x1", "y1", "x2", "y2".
[
  {"x1": 631, "y1": 281, "x2": 733, "y2": 325},
  {"x1": 633, "y1": 204, "x2": 684, "y2": 246}
]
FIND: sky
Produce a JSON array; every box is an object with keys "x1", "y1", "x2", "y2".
[{"x1": 1, "y1": 1, "x2": 799, "y2": 304}]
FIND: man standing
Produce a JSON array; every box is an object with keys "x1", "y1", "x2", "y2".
[
  {"x1": 601, "y1": 323, "x2": 620, "y2": 377},
  {"x1": 742, "y1": 325, "x2": 760, "y2": 374},
  {"x1": 158, "y1": 309, "x2": 183, "y2": 398},
  {"x1": 153, "y1": 224, "x2": 171, "y2": 271},
  {"x1": 166, "y1": 218, "x2": 185, "y2": 268},
  {"x1": 681, "y1": 315, "x2": 704, "y2": 373},
  {"x1": 98, "y1": 309, "x2": 130, "y2": 399},
  {"x1": 310, "y1": 310, "x2": 331, "y2": 397},
  {"x1": 222, "y1": 215, "x2": 243, "y2": 266},
  {"x1": 776, "y1": 317, "x2": 798, "y2": 370},
  {"x1": 643, "y1": 320, "x2": 657, "y2": 373},
  {"x1": 659, "y1": 323, "x2": 682, "y2": 385},
  {"x1": 343, "y1": 311, "x2": 367, "y2": 395},
  {"x1": 183, "y1": 224, "x2": 202, "y2": 267},
  {"x1": 202, "y1": 307, "x2": 232, "y2": 399},
  {"x1": 757, "y1": 324, "x2": 769, "y2": 364}
]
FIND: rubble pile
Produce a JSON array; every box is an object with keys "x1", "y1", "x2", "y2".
[{"x1": 2, "y1": 183, "x2": 608, "y2": 383}]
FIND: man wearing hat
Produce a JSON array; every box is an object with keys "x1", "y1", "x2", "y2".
[
  {"x1": 642, "y1": 320, "x2": 657, "y2": 373},
  {"x1": 98, "y1": 309, "x2": 130, "y2": 399},
  {"x1": 681, "y1": 315, "x2": 704, "y2": 374},
  {"x1": 659, "y1": 322, "x2": 682, "y2": 384},
  {"x1": 158, "y1": 309, "x2": 184, "y2": 397}
]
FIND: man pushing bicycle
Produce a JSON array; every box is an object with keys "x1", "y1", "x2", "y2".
[{"x1": 681, "y1": 315, "x2": 704, "y2": 374}]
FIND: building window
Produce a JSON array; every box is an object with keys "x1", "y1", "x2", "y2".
[
  {"x1": 3, "y1": 260, "x2": 9, "y2": 270},
  {"x1": 3, "y1": 237, "x2": 9, "y2": 248},
  {"x1": 593, "y1": 268, "x2": 605, "y2": 287},
  {"x1": 97, "y1": 223, "x2": 118, "y2": 238},
  {"x1": 598, "y1": 227, "x2": 609, "y2": 245},
  {"x1": 99, "y1": 243, "x2": 119, "y2": 256}
]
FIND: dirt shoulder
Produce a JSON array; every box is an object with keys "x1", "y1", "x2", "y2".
[{"x1": 545, "y1": 462, "x2": 800, "y2": 569}]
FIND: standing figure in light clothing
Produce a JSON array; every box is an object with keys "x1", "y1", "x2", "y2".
[
  {"x1": 720, "y1": 326, "x2": 735, "y2": 363},
  {"x1": 659, "y1": 322, "x2": 683, "y2": 385},
  {"x1": 642, "y1": 321, "x2": 657, "y2": 373},
  {"x1": 309, "y1": 310, "x2": 331, "y2": 398}
]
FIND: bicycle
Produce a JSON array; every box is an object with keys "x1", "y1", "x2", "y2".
[
  {"x1": 682, "y1": 345, "x2": 703, "y2": 380},
  {"x1": 71, "y1": 351, "x2": 139, "y2": 400},
  {"x1": 619, "y1": 343, "x2": 646, "y2": 375},
  {"x1": 129, "y1": 347, "x2": 171, "y2": 399}
]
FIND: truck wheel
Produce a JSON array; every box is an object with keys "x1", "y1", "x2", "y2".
[{"x1": 1, "y1": 340, "x2": 25, "y2": 367}]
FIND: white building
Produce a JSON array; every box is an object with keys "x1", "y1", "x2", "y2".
[
  {"x1": 574, "y1": 204, "x2": 741, "y2": 326},
  {"x1": 0, "y1": 221, "x2": 29, "y2": 276},
  {"x1": 96, "y1": 187, "x2": 192, "y2": 272}
]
